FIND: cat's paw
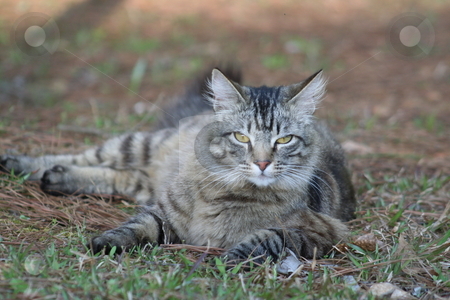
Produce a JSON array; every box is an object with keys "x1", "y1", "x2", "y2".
[
  {"x1": 88, "y1": 235, "x2": 125, "y2": 255},
  {"x1": 0, "y1": 155, "x2": 41, "y2": 180},
  {"x1": 0, "y1": 155, "x2": 19, "y2": 173},
  {"x1": 221, "y1": 246, "x2": 267, "y2": 268},
  {"x1": 40, "y1": 165, "x2": 78, "y2": 195},
  {"x1": 219, "y1": 250, "x2": 262, "y2": 270},
  {"x1": 222, "y1": 249, "x2": 256, "y2": 263}
]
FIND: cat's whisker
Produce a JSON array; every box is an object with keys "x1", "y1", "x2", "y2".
[
  {"x1": 192, "y1": 167, "x2": 232, "y2": 184},
  {"x1": 278, "y1": 172, "x2": 325, "y2": 204},
  {"x1": 282, "y1": 169, "x2": 333, "y2": 199},
  {"x1": 193, "y1": 168, "x2": 242, "y2": 199},
  {"x1": 190, "y1": 164, "x2": 237, "y2": 181},
  {"x1": 211, "y1": 171, "x2": 243, "y2": 200}
]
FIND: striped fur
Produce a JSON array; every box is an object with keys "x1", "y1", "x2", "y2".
[{"x1": 0, "y1": 68, "x2": 356, "y2": 264}]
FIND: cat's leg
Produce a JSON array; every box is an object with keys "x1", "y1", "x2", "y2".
[
  {"x1": 77, "y1": 131, "x2": 159, "y2": 169},
  {"x1": 0, "y1": 154, "x2": 81, "y2": 181},
  {"x1": 0, "y1": 130, "x2": 162, "y2": 180},
  {"x1": 88, "y1": 206, "x2": 179, "y2": 254},
  {"x1": 73, "y1": 128, "x2": 175, "y2": 169},
  {"x1": 40, "y1": 165, "x2": 153, "y2": 203},
  {"x1": 223, "y1": 211, "x2": 348, "y2": 264}
]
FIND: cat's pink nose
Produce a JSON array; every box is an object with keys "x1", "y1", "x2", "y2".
[{"x1": 254, "y1": 160, "x2": 271, "y2": 171}]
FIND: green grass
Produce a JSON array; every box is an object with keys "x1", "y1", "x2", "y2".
[
  {"x1": 75, "y1": 28, "x2": 107, "y2": 51},
  {"x1": 262, "y1": 54, "x2": 290, "y2": 70},
  {"x1": 414, "y1": 114, "x2": 444, "y2": 134},
  {"x1": 129, "y1": 58, "x2": 148, "y2": 94},
  {"x1": 121, "y1": 36, "x2": 161, "y2": 54},
  {"x1": 0, "y1": 241, "x2": 367, "y2": 299},
  {"x1": 1, "y1": 170, "x2": 448, "y2": 299}
]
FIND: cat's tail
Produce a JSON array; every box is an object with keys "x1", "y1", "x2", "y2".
[{"x1": 152, "y1": 65, "x2": 242, "y2": 130}]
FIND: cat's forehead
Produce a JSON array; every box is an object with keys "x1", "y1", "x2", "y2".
[
  {"x1": 246, "y1": 85, "x2": 287, "y2": 103},
  {"x1": 240, "y1": 85, "x2": 291, "y2": 132}
]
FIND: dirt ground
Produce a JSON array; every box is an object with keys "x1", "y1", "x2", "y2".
[
  {"x1": 1, "y1": 0, "x2": 449, "y2": 176},
  {"x1": 0, "y1": 0, "x2": 449, "y2": 297}
]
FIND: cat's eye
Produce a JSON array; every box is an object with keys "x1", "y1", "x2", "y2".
[
  {"x1": 234, "y1": 132, "x2": 250, "y2": 143},
  {"x1": 276, "y1": 135, "x2": 293, "y2": 144}
]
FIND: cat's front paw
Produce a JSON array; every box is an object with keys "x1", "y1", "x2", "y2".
[
  {"x1": 88, "y1": 235, "x2": 126, "y2": 255},
  {"x1": 40, "y1": 165, "x2": 77, "y2": 195},
  {"x1": 221, "y1": 246, "x2": 266, "y2": 267}
]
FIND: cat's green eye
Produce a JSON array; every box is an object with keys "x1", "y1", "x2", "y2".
[
  {"x1": 234, "y1": 132, "x2": 250, "y2": 143},
  {"x1": 276, "y1": 135, "x2": 293, "y2": 144}
]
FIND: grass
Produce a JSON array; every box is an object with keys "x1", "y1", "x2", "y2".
[
  {"x1": 262, "y1": 54, "x2": 290, "y2": 70},
  {"x1": 0, "y1": 168, "x2": 449, "y2": 299},
  {"x1": 414, "y1": 115, "x2": 444, "y2": 134},
  {"x1": 121, "y1": 36, "x2": 160, "y2": 54},
  {"x1": 282, "y1": 36, "x2": 325, "y2": 71},
  {"x1": 129, "y1": 58, "x2": 148, "y2": 94}
]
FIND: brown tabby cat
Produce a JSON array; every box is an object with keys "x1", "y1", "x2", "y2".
[{"x1": 0, "y1": 68, "x2": 356, "y2": 264}]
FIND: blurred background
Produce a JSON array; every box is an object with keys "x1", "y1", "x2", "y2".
[{"x1": 0, "y1": 0, "x2": 449, "y2": 177}]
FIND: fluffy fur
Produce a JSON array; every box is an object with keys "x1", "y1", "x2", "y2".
[{"x1": 0, "y1": 68, "x2": 356, "y2": 264}]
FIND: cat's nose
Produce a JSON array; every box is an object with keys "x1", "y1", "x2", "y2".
[{"x1": 254, "y1": 160, "x2": 271, "y2": 171}]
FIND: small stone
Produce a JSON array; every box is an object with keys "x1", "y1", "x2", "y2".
[
  {"x1": 369, "y1": 283, "x2": 415, "y2": 300},
  {"x1": 343, "y1": 275, "x2": 360, "y2": 292},
  {"x1": 411, "y1": 287, "x2": 425, "y2": 297}
]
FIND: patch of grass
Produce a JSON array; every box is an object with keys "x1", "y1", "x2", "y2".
[
  {"x1": 95, "y1": 58, "x2": 120, "y2": 76},
  {"x1": 73, "y1": 28, "x2": 109, "y2": 56},
  {"x1": 0, "y1": 241, "x2": 372, "y2": 299},
  {"x1": 32, "y1": 62, "x2": 51, "y2": 77},
  {"x1": 0, "y1": 27, "x2": 7, "y2": 46},
  {"x1": 362, "y1": 116, "x2": 377, "y2": 130},
  {"x1": 1, "y1": 166, "x2": 449, "y2": 299},
  {"x1": 0, "y1": 117, "x2": 10, "y2": 130},
  {"x1": 150, "y1": 57, "x2": 204, "y2": 85},
  {"x1": 83, "y1": 136, "x2": 94, "y2": 145},
  {"x1": 27, "y1": 84, "x2": 60, "y2": 108},
  {"x1": 7, "y1": 49, "x2": 31, "y2": 66},
  {"x1": 171, "y1": 32, "x2": 196, "y2": 47},
  {"x1": 343, "y1": 118, "x2": 359, "y2": 134},
  {"x1": 283, "y1": 37, "x2": 326, "y2": 71},
  {"x1": 262, "y1": 54, "x2": 289, "y2": 70},
  {"x1": 75, "y1": 28, "x2": 107, "y2": 48},
  {"x1": 122, "y1": 36, "x2": 160, "y2": 54},
  {"x1": 129, "y1": 57, "x2": 148, "y2": 94},
  {"x1": 414, "y1": 114, "x2": 444, "y2": 134},
  {"x1": 173, "y1": 14, "x2": 201, "y2": 27}
]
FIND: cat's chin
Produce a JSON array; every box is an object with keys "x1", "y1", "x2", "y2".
[{"x1": 248, "y1": 175, "x2": 276, "y2": 187}]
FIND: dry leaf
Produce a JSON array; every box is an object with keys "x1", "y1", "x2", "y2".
[
  {"x1": 277, "y1": 249, "x2": 302, "y2": 274},
  {"x1": 353, "y1": 233, "x2": 385, "y2": 252},
  {"x1": 334, "y1": 243, "x2": 350, "y2": 253}
]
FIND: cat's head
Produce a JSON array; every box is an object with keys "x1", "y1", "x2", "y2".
[{"x1": 200, "y1": 69, "x2": 327, "y2": 188}]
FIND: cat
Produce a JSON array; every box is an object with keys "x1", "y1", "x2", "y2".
[{"x1": 0, "y1": 68, "x2": 356, "y2": 264}]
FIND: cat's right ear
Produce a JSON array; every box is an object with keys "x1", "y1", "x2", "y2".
[
  {"x1": 286, "y1": 70, "x2": 327, "y2": 116},
  {"x1": 209, "y1": 69, "x2": 245, "y2": 113}
]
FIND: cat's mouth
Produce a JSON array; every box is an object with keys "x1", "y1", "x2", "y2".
[{"x1": 248, "y1": 174, "x2": 276, "y2": 187}]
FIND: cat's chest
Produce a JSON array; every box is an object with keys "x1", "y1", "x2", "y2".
[{"x1": 186, "y1": 199, "x2": 284, "y2": 248}]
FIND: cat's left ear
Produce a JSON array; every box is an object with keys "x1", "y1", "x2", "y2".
[
  {"x1": 286, "y1": 70, "x2": 327, "y2": 115},
  {"x1": 209, "y1": 68, "x2": 246, "y2": 113}
]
